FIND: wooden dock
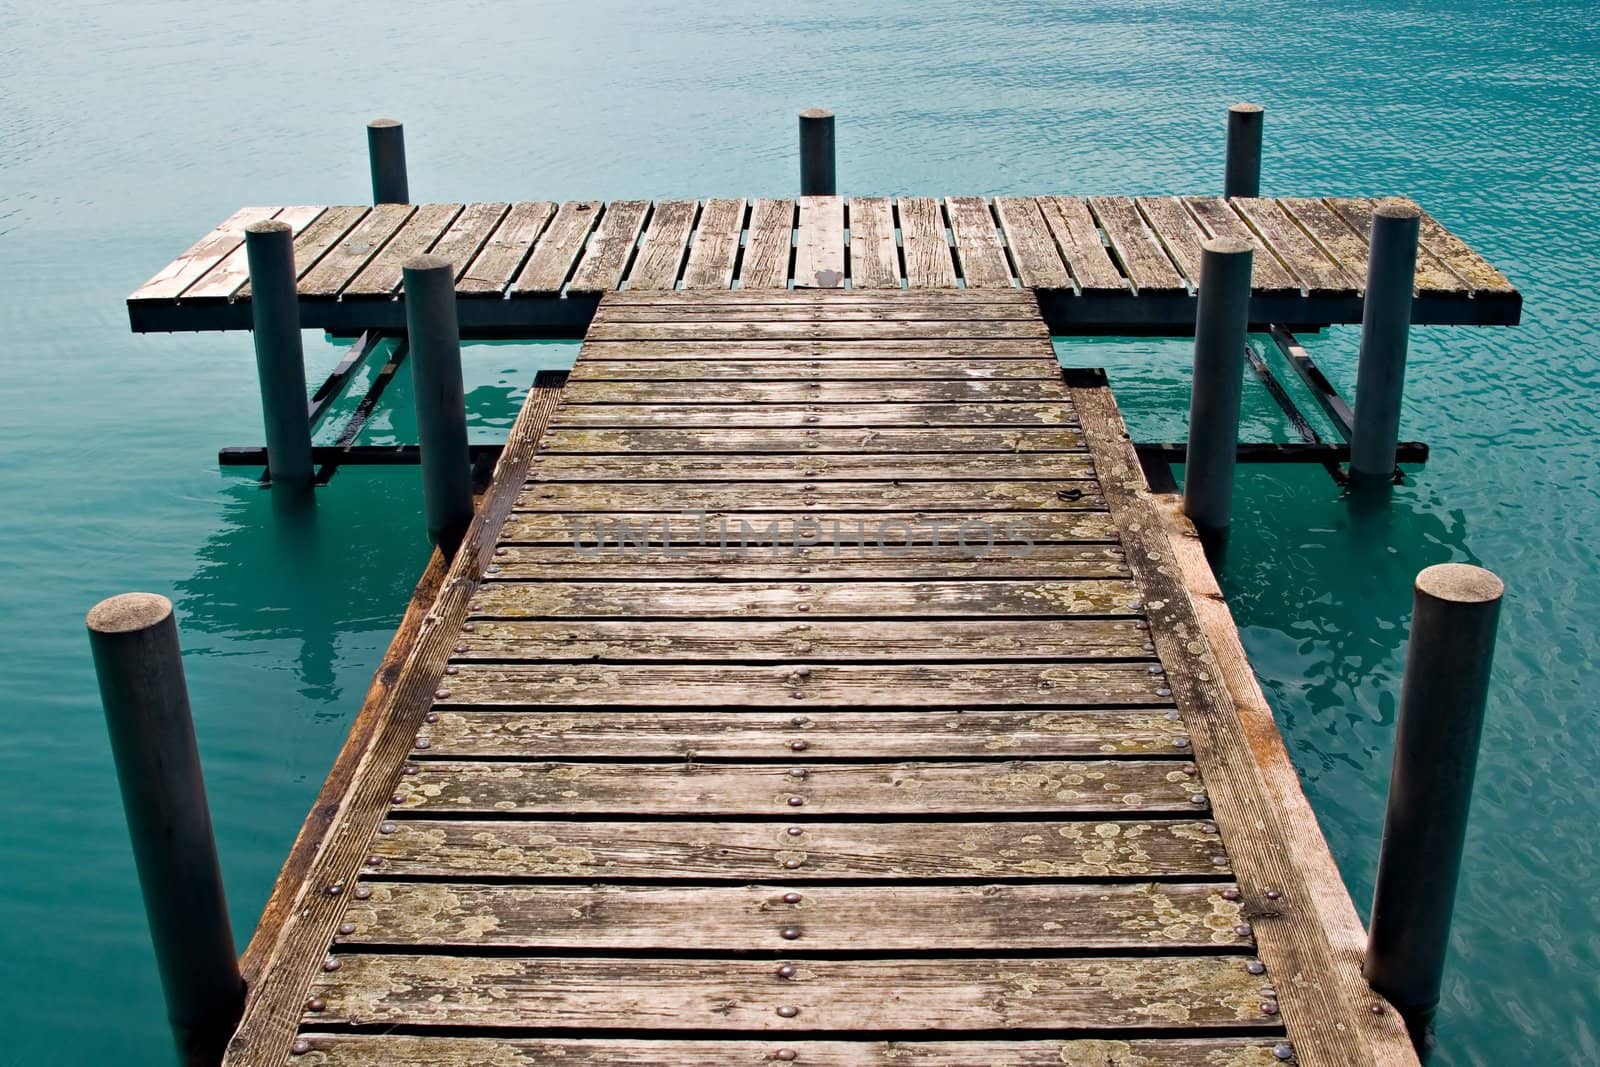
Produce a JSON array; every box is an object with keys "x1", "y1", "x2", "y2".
[
  {"x1": 128, "y1": 196, "x2": 1520, "y2": 335},
  {"x1": 224, "y1": 288, "x2": 1420, "y2": 1066}
]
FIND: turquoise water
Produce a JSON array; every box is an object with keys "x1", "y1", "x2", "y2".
[{"x1": 3, "y1": 1, "x2": 1597, "y2": 1063}]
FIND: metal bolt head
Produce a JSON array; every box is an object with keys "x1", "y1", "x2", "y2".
[
  {"x1": 425, "y1": 711, "x2": 439, "y2": 723},
  {"x1": 791, "y1": 715, "x2": 809, "y2": 726},
  {"x1": 1201, "y1": 823, "x2": 1219, "y2": 834},
  {"x1": 338, "y1": 922, "x2": 357, "y2": 936},
  {"x1": 787, "y1": 827, "x2": 804, "y2": 837},
  {"x1": 1148, "y1": 664, "x2": 1164, "y2": 674},
  {"x1": 1189, "y1": 793, "x2": 1208, "y2": 805},
  {"x1": 788, "y1": 768, "x2": 808, "y2": 779},
  {"x1": 326, "y1": 883, "x2": 344, "y2": 896},
  {"x1": 776, "y1": 1005, "x2": 799, "y2": 1018},
  {"x1": 787, "y1": 796, "x2": 805, "y2": 807},
  {"x1": 322, "y1": 957, "x2": 341, "y2": 972},
  {"x1": 354, "y1": 886, "x2": 373, "y2": 900},
  {"x1": 1265, "y1": 888, "x2": 1282, "y2": 900},
  {"x1": 305, "y1": 997, "x2": 326, "y2": 1013},
  {"x1": 403, "y1": 765, "x2": 418, "y2": 775},
  {"x1": 379, "y1": 822, "x2": 397, "y2": 835},
  {"x1": 291, "y1": 1038, "x2": 312, "y2": 1055},
  {"x1": 434, "y1": 689, "x2": 450, "y2": 700},
  {"x1": 1211, "y1": 855, "x2": 1229, "y2": 867},
  {"x1": 780, "y1": 926, "x2": 802, "y2": 940},
  {"x1": 796, "y1": 603, "x2": 810, "y2": 613},
  {"x1": 774, "y1": 1051, "x2": 798, "y2": 1062},
  {"x1": 1173, "y1": 737, "x2": 1190, "y2": 749},
  {"x1": 784, "y1": 858, "x2": 803, "y2": 869},
  {"x1": 1261, "y1": 1000, "x2": 1279, "y2": 1016},
  {"x1": 1156, "y1": 687, "x2": 1172, "y2": 697},
  {"x1": 414, "y1": 737, "x2": 430, "y2": 750},
  {"x1": 783, "y1": 892, "x2": 802, "y2": 904},
  {"x1": 1273, "y1": 1044, "x2": 1295, "y2": 1062},
  {"x1": 1246, "y1": 959, "x2": 1266, "y2": 975},
  {"x1": 776, "y1": 964, "x2": 797, "y2": 979},
  {"x1": 790, "y1": 740, "x2": 808, "y2": 752},
  {"x1": 1221, "y1": 887, "x2": 1241, "y2": 901},
  {"x1": 1234, "y1": 923, "x2": 1253, "y2": 937}
]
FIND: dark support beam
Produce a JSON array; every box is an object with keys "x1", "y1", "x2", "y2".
[
  {"x1": 1269, "y1": 324, "x2": 1354, "y2": 437},
  {"x1": 307, "y1": 329, "x2": 386, "y2": 429}
]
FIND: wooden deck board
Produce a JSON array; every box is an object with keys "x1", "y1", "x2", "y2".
[
  {"x1": 132, "y1": 195, "x2": 1519, "y2": 332},
  {"x1": 225, "y1": 289, "x2": 1420, "y2": 1067}
]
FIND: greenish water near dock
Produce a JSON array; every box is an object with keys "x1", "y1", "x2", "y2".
[{"x1": 2, "y1": 2, "x2": 1596, "y2": 1063}]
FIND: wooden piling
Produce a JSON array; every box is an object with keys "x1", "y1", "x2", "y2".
[
  {"x1": 1350, "y1": 200, "x2": 1421, "y2": 482},
  {"x1": 401, "y1": 254, "x2": 473, "y2": 550},
  {"x1": 1365, "y1": 563, "x2": 1503, "y2": 1049},
  {"x1": 367, "y1": 119, "x2": 410, "y2": 204},
  {"x1": 1183, "y1": 237, "x2": 1254, "y2": 533},
  {"x1": 244, "y1": 221, "x2": 314, "y2": 486},
  {"x1": 1224, "y1": 104, "x2": 1263, "y2": 198},
  {"x1": 799, "y1": 108, "x2": 837, "y2": 196},
  {"x1": 88, "y1": 593, "x2": 243, "y2": 1067}
]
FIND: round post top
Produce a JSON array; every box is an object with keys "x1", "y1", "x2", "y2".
[
  {"x1": 1229, "y1": 102, "x2": 1264, "y2": 115},
  {"x1": 368, "y1": 117, "x2": 402, "y2": 129},
  {"x1": 87, "y1": 592, "x2": 173, "y2": 634},
  {"x1": 799, "y1": 107, "x2": 834, "y2": 119},
  {"x1": 1416, "y1": 563, "x2": 1504, "y2": 604},
  {"x1": 1202, "y1": 235, "x2": 1255, "y2": 256}
]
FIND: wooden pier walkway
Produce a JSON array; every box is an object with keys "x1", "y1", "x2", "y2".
[
  {"x1": 226, "y1": 288, "x2": 1419, "y2": 1066},
  {"x1": 128, "y1": 196, "x2": 1519, "y2": 335}
]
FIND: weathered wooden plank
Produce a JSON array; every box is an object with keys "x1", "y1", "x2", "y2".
[
  {"x1": 129, "y1": 206, "x2": 279, "y2": 302},
  {"x1": 1230, "y1": 198, "x2": 1358, "y2": 294},
  {"x1": 233, "y1": 206, "x2": 370, "y2": 300},
  {"x1": 605, "y1": 287, "x2": 1035, "y2": 306},
  {"x1": 623, "y1": 199, "x2": 698, "y2": 290},
  {"x1": 299, "y1": 204, "x2": 416, "y2": 298},
  {"x1": 1277, "y1": 197, "x2": 1373, "y2": 294},
  {"x1": 793, "y1": 196, "x2": 846, "y2": 288},
  {"x1": 421, "y1": 708, "x2": 1190, "y2": 759},
  {"x1": 504, "y1": 511, "x2": 1118, "y2": 545},
  {"x1": 568, "y1": 358, "x2": 1058, "y2": 381},
  {"x1": 568, "y1": 200, "x2": 651, "y2": 293},
  {"x1": 1134, "y1": 197, "x2": 1208, "y2": 285},
  {"x1": 547, "y1": 402, "x2": 1075, "y2": 428},
  {"x1": 739, "y1": 199, "x2": 796, "y2": 289},
  {"x1": 946, "y1": 196, "x2": 1015, "y2": 289},
  {"x1": 515, "y1": 481, "x2": 1102, "y2": 513},
  {"x1": 425, "y1": 202, "x2": 512, "y2": 280},
  {"x1": 1409, "y1": 203, "x2": 1515, "y2": 293},
  {"x1": 363, "y1": 819, "x2": 1232, "y2": 879},
  {"x1": 511, "y1": 200, "x2": 604, "y2": 294},
  {"x1": 1182, "y1": 197, "x2": 1302, "y2": 293},
  {"x1": 558, "y1": 379, "x2": 1069, "y2": 405},
  {"x1": 1036, "y1": 196, "x2": 1128, "y2": 293},
  {"x1": 394, "y1": 759, "x2": 1199, "y2": 815},
  {"x1": 437, "y1": 661, "x2": 1165, "y2": 707},
  {"x1": 468, "y1": 580, "x2": 1139, "y2": 622},
  {"x1": 680, "y1": 198, "x2": 745, "y2": 290},
  {"x1": 584, "y1": 320, "x2": 1049, "y2": 341},
  {"x1": 446, "y1": 617, "x2": 1142, "y2": 662},
  {"x1": 898, "y1": 197, "x2": 959, "y2": 288},
  {"x1": 847, "y1": 196, "x2": 901, "y2": 289},
  {"x1": 287, "y1": 1035, "x2": 1292, "y2": 1067},
  {"x1": 528, "y1": 452, "x2": 1092, "y2": 481},
  {"x1": 1070, "y1": 379, "x2": 1420, "y2": 1066},
  {"x1": 343, "y1": 203, "x2": 464, "y2": 296},
  {"x1": 1323, "y1": 197, "x2": 1469, "y2": 295},
  {"x1": 459, "y1": 201, "x2": 556, "y2": 295},
  {"x1": 594, "y1": 303, "x2": 1044, "y2": 322},
  {"x1": 573, "y1": 338, "x2": 1054, "y2": 359},
  {"x1": 308, "y1": 954, "x2": 1269, "y2": 1030},
  {"x1": 993, "y1": 197, "x2": 1071, "y2": 288},
  {"x1": 534, "y1": 426, "x2": 1085, "y2": 453},
  {"x1": 344, "y1": 882, "x2": 1244, "y2": 951},
  {"x1": 488, "y1": 551, "x2": 1123, "y2": 582},
  {"x1": 1087, "y1": 197, "x2": 1185, "y2": 294},
  {"x1": 179, "y1": 205, "x2": 325, "y2": 301}
]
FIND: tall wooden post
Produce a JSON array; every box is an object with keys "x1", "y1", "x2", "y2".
[
  {"x1": 799, "y1": 108, "x2": 837, "y2": 196},
  {"x1": 1183, "y1": 237, "x2": 1255, "y2": 533},
  {"x1": 1366, "y1": 563, "x2": 1503, "y2": 1049},
  {"x1": 367, "y1": 118, "x2": 410, "y2": 204},
  {"x1": 88, "y1": 593, "x2": 243, "y2": 1066},
  {"x1": 402, "y1": 254, "x2": 474, "y2": 551},
  {"x1": 1224, "y1": 103, "x2": 1263, "y2": 198},
  {"x1": 244, "y1": 221, "x2": 314, "y2": 487},
  {"x1": 1350, "y1": 200, "x2": 1421, "y2": 483}
]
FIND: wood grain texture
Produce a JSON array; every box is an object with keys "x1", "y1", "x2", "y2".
[
  {"x1": 343, "y1": 203, "x2": 463, "y2": 296},
  {"x1": 794, "y1": 195, "x2": 846, "y2": 288},
  {"x1": 419, "y1": 707, "x2": 1191, "y2": 759},
  {"x1": 527, "y1": 451, "x2": 1093, "y2": 481},
  {"x1": 363, "y1": 818, "x2": 1232, "y2": 879},
  {"x1": 624, "y1": 199, "x2": 698, "y2": 289},
  {"x1": 583, "y1": 320, "x2": 1049, "y2": 341},
  {"x1": 513, "y1": 480, "x2": 1102, "y2": 512},
  {"x1": 503, "y1": 510, "x2": 1119, "y2": 545},
  {"x1": 1036, "y1": 196, "x2": 1127, "y2": 292},
  {"x1": 483, "y1": 550, "x2": 1124, "y2": 581},
  {"x1": 848, "y1": 196, "x2": 902, "y2": 289},
  {"x1": 1069, "y1": 377, "x2": 1419, "y2": 1067},
  {"x1": 446, "y1": 614, "x2": 1140, "y2": 659},
  {"x1": 557, "y1": 378, "x2": 1069, "y2": 404},
  {"x1": 994, "y1": 197, "x2": 1072, "y2": 288},
  {"x1": 1324, "y1": 197, "x2": 1469, "y2": 295},
  {"x1": 299, "y1": 204, "x2": 415, "y2": 297},
  {"x1": 1182, "y1": 197, "x2": 1301, "y2": 293},
  {"x1": 567, "y1": 357, "x2": 1058, "y2": 380},
  {"x1": 569, "y1": 200, "x2": 652, "y2": 293},
  {"x1": 897, "y1": 197, "x2": 958, "y2": 288},
  {"x1": 289, "y1": 1036, "x2": 1292, "y2": 1066},
  {"x1": 680, "y1": 198, "x2": 745, "y2": 289},
  {"x1": 545, "y1": 401, "x2": 1075, "y2": 428},
  {"x1": 459, "y1": 201, "x2": 555, "y2": 294},
  {"x1": 534, "y1": 426, "x2": 1085, "y2": 453},
  {"x1": 341, "y1": 882, "x2": 1248, "y2": 951},
  {"x1": 740, "y1": 199, "x2": 796, "y2": 289},
  {"x1": 1277, "y1": 197, "x2": 1372, "y2": 293},
  {"x1": 425, "y1": 202, "x2": 512, "y2": 280},
  {"x1": 130, "y1": 205, "x2": 279, "y2": 301},
  {"x1": 1230, "y1": 197, "x2": 1358, "y2": 293},
  {"x1": 946, "y1": 196, "x2": 1015, "y2": 288},
  {"x1": 181, "y1": 205, "x2": 324, "y2": 300},
  {"x1": 1135, "y1": 196, "x2": 1208, "y2": 285},
  {"x1": 1088, "y1": 197, "x2": 1185, "y2": 294},
  {"x1": 512, "y1": 200, "x2": 604, "y2": 294}
]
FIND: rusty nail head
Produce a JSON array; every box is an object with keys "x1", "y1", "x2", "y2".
[
  {"x1": 1370, "y1": 1003, "x2": 1385, "y2": 1015},
  {"x1": 454, "y1": 643, "x2": 468, "y2": 653},
  {"x1": 366, "y1": 856, "x2": 382, "y2": 866},
  {"x1": 354, "y1": 886, "x2": 372, "y2": 900},
  {"x1": 799, "y1": 565, "x2": 812, "y2": 573},
  {"x1": 781, "y1": 926, "x2": 801, "y2": 940},
  {"x1": 462, "y1": 622, "x2": 475, "y2": 632},
  {"x1": 495, "y1": 545, "x2": 508, "y2": 554},
  {"x1": 784, "y1": 892, "x2": 802, "y2": 903},
  {"x1": 777, "y1": 1005, "x2": 799, "y2": 1018},
  {"x1": 1148, "y1": 664, "x2": 1164, "y2": 674}
]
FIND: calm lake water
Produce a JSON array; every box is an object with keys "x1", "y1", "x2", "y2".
[{"x1": 3, "y1": 1, "x2": 1597, "y2": 1063}]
